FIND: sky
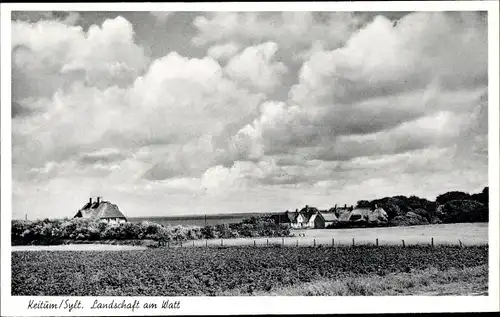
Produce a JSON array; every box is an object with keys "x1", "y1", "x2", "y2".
[{"x1": 10, "y1": 11, "x2": 488, "y2": 220}]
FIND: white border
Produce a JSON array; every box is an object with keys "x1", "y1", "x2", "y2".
[{"x1": 1, "y1": 1, "x2": 499, "y2": 316}]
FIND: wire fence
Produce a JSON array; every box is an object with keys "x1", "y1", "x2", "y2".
[{"x1": 159, "y1": 236, "x2": 484, "y2": 248}]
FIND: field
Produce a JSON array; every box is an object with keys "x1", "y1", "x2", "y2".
[
  {"x1": 12, "y1": 245, "x2": 488, "y2": 296},
  {"x1": 156, "y1": 222, "x2": 487, "y2": 247},
  {"x1": 293, "y1": 223, "x2": 488, "y2": 246}
]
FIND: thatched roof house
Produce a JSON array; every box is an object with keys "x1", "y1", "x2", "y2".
[
  {"x1": 74, "y1": 197, "x2": 127, "y2": 223},
  {"x1": 322, "y1": 213, "x2": 339, "y2": 227},
  {"x1": 340, "y1": 205, "x2": 388, "y2": 224}
]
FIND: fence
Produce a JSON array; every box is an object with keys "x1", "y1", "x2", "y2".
[{"x1": 159, "y1": 236, "x2": 480, "y2": 248}]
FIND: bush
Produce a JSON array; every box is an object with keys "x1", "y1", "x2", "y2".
[
  {"x1": 439, "y1": 200, "x2": 487, "y2": 223},
  {"x1": 11, "y1": 214, "x2": 291, "y2": 246}
]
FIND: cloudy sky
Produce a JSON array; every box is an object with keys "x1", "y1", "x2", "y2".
[{"x1": 11, "y1": 11, "x2": 488, "y2": 220}]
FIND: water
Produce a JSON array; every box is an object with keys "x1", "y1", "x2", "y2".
[{"x1": 128, "y1": 212, "x2": 276, "y2": 227}]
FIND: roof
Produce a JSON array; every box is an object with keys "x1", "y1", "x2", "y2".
[
  {"x1": 308, "y1": 213, "x2": 318, "y2": 223},
  {"x1": 349, "y1": 208, "x2": 371, "y2": 222},
  {"x1": 287, "y1": 211, "x2": 298, "y2": 222},
  {"x1": 271, "y1": 212, "x2": 294, "y2": 224},
  {"x1": 296, "y1": 212, "x2": 308, "y2": 222},
  {"x1": 74, "y1": 201, "x2": 127, "y2": 220},
  {"x1": 337, "y1": 209, "x2": 352, "y2": 222},
  {"x1": 369, "y1": 207, "x2": 388, "y2": 223},
  {"x1": 322, "y1": 213, "x2": 339, "y2": 222},
  {"x1": 336, "y1": 207, "x2": 389, "y2": 223},
  {"x1": 300, "y1": 206, "x2": 319, "y2": 216}
]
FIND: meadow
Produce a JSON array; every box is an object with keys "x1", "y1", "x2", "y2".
[
  {"x1": 12, "y1": 245, "x2": 488, "y2": 296},
  {"x1": 157, "y1": 222, "x2": 488, "y2": 247}
]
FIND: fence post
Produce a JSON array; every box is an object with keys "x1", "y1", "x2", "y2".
[
  {"x1": 376, "y1": 238, "x2": 379, "y2": 247},
  {"x1": 267, "y1": 238, "x2": 269, "y2": 246},
  {"x1": 314, "y1": 239, "x2": 316, "y2": 247},
  {"x1": 282, "y1": 237, "x2": 284, "y2": 245},
  {"x1": 297, "y1": 240, "x2": 299, "y2": 247},
  {"x1": 402, "y1": 239, "x2": 405, "y2": 248},
  {"x1": 459, "y1": 239, "x2": 462, "y2": 248},
  {"x1": 221, "y1": 238, "x2": 223, "y2": 246},
  {"x1": 332, "y1": 238, "x2": 334, "y2": 247},
  {"x1": 352, "y1": 238, "x2": 355, "y2": 246},
  {"x1": 431, "y1": 237, "x2": 434, "y2": 248}
]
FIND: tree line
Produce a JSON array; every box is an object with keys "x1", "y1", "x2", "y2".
[{"x1": 355, "y1": 187, "x2": 488, "y2": 225}]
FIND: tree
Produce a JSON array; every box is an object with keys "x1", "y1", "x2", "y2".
[
  {"x1": 436, "y1": 191, "x2": 471, "y2": 205},
  {"x1": 356, "y1": 200, "x2": 371, "y2": 208}
]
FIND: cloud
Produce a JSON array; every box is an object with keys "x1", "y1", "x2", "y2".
[
  {"x1": 150, "y1": 11, "x2": 173, "y2": 24},
  {"x1": 215, "y1": 11, "x2": 488, "y2": 200},
  {"x1": 11, "y1": 11, "x2": 489, "y2": 219},
  {"x1": 290, "y1": 12, "x2": 487, "y2": 106},
  {"x1": 12, "y1": 17, "x2": 266, "y2": 186},
  {"x1": 231, "y1": 12, "x2": 488, "y2": 159},
  {"x1": 11, "y1": 11, "x2": 81, "y2": 25},
  {"x1": 207, "y1": 42, "x2": 241, "y2": 61},
  {"x1": 192, "y1": 12, "x2": 365, "y2": 60},
  {"x1": 224, "y1": 42, "x2": 288, "y2": 93},
  {"x1": 12, "y1": 16, "x2": 148, "y2": 103}
]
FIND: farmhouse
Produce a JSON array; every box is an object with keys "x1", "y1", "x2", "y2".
[
  {"x1": 283, "y1": 206, "x2": 327, "y2": 229},
  {"x1": 272, "y1": 203, "x2": 388, "y2": 229},
  {"x1": 271, "y1": 210, "x2": 298, "y2": 227},
  {"x1": 307, "y1": 211, "x2": 326, "y2": 229},
  {"x1": 74, "y1": 197, "x2": 127, "y2": 223},
  {"x1": 291, "y1": 210, "x2": 308, "y2": 229},
  {"x1": 322, "y1": 213, "x2": 339, "y2": 228},
  {"x1": 340, "y1": 204, "x2": 389, "y2": 225}
]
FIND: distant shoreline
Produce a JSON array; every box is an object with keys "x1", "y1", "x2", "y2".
[{"x1": 13, "y1": 211, "x2": 281, "y2": 222}]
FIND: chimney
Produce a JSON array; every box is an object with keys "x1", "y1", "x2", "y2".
[
  {"x1": 344, "y1": 204, "x2": 347, "y2": 209},
  {"x1": 89, "y1": 197, "x2": 92, "y2": 204},
  {"x1": 305, "y1": 205, "x2": 309, "y2": 210},
  {"x1": 97, "y1": 197, "x2": 101, "y2": 204},
  {"x1": 295, "y1": 208, "x2": 298, "y2": 213}
]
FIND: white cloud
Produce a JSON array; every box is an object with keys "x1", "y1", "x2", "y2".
[
  {"x1": 12, "y1": 16, "x2": 148, "y2": 102},
  {"x1": 291, "y1": 12, "x2": 487, "y2": 106},
  {"x1": 192, "y1": 12, "x2": 364, "y2": 60},
  {"x1": 225, "y1": 42, "x2": 287, "y2": 93},
  {"x1": 11, "y1": 11, "x2": 489, "y2": 219},
  {"x1": 12, "y1": 18, "x2": 267, "y2": 186},
  {"x1": 207, "y1": 42, "x2": 241, "y2": 61}
]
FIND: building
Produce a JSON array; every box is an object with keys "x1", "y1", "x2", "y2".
[
  {"x1": 74, "y1": 197, "x2": 127, "y2": 223},
  {"x1": 322, "y1": 213, "x2": 339, "y2": 228},
  {"x1": 339, "y1": 204, "x2": 389, "y2": 225},
  {"x1": 307, "y1": 211, "x2": 326, "y2": 229},
  {"x1": 288, "y1": 206, "x2": 325, "y2": 229},
  {"x1": 291, "y1": 210, "x2": 308, "y2": 229},
  {"x1": 271, "y1": 210, "x2": 298, "y2": 227}
]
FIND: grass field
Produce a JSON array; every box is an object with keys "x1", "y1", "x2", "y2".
[
  {"x1": 168, "y1": 222, "x2": 487, "y2": 247},
  {"x1": 12, "y1": 245, "x2": 488, "y2": 296},
  {"x1": 293, "y1": 222, "x2": 488, "y2": 246}
]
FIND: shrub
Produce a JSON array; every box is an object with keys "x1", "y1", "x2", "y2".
[{"x1": 440, "y1": 200, "x2": 487, "y2": 223}]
